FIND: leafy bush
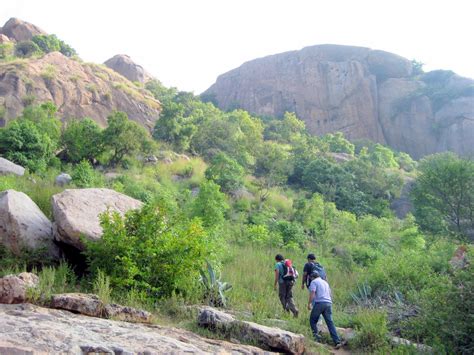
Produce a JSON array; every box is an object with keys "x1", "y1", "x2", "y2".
[
  {"x1": 205, "y1": 152, "x2": 245, "y2": 193},
  {"x1": 84, "y1": 201, "x2": 215, "y2": 298},
  {"x1": 71, "y1": 160, "x2": 103, "y2": 188},
  {"x1": 62, "y1": 118, "x2": 103, "y2": 163},
  {"x1": 351, "y1": 309, "x2": 390, "y2": 351},
  {"x1": 31, "y1": 34, "x2": 77, "y2": 57},
  {"x1": 14, "y1": 40, "x2": 42, "y2": 57},
  {"x1": 191, "y1": 180, "x2": 229, "y2": 229}
]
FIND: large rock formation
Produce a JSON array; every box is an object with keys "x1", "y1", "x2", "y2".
[
  {"x1": 104, "y1": 54, "x2": 151, "y2": 83},
  {"x1": 52, "y1": 188, "x2": 143, "y2": 250},
  {"x1": 0, "y1": 303, "x2": 266, "y2": 354},
  {"x1": 0, "y1": 190, "x2": 59, "y2": 258},
  {"x1": 204, "y1": 44, "x2": 474, "y2": 159},
  {"x1": 0, "y1": 51, "x2": 160, "y2": 129},
  {"x1": 0, "y1": 17, "x2": 46, "y2": 42}
]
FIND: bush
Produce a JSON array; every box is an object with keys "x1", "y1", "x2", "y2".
[
  {"x1": 205, "y1": 153, "x2": 245, "y2": 193},
  {"x1": 14, "y1": 41, "x2": 42, "y2": 57},
  {"x1": 351, "y1": 309, "x2": 389, "y2": 351},
  {"x1": 62, "y1": 118, "x2": 103, "y2": 163},
  {"x1": 84, "y1": 201, "x2": 215, "y2": 298},
  {"x1": 71, "y1": 160, "x2": 103, "y2": 188}
]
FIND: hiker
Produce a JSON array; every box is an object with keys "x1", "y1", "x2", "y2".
[
  {"x1": 307, "y1": 271, "x2": 341, "y2": 349},
  {"x1": 274, "y1": 254, "x2": 299, "y2": 317},
  {"x1": 301, "y1": 253, "x2": 327, "y2": 290}
]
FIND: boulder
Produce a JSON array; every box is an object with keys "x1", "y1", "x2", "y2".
[
  {"x1": 52, "y1": 188, "x2": 142, "y2": 250},
  {"x1": 0, "y1": 303, "x2": 266, "y2": 354},
  {"x1": 0, "y1": 190, "x2": 59, "y2": 258},
  {"x1": 104, "y1": 54, "x2": 151, "y2": 83},
  {"x1": 54, "y1": 173, "x2": 72, "y2": 187},
  {"x1": 0, "y1": 17, "x2": 46, "y2": 42},
  {"x1": 50, "y1": 293, "x2": 152, "y2": 323},
  {"x1": 0, "y1": 273, "x2": 39, "y2": 304},
  {"x1": 0, "y1": 34, "x2": 10, "y2": 43},
  {"x1": 0, "y1": 157, "x2": 25, "y2": 176},
  {"x1": 390, "y1": 176, "x2": 415, "y2": 219},
  {"x1": 198, "y1": 306, "x2": 305, "y2": 354}
]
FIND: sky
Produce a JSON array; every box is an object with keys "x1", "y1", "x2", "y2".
[{"x1": 2, "y1": 0, "x2": 473, "y2": 93}]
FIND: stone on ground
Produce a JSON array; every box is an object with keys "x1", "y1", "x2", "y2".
[{"x1": 0, "y1": 272, "x2": 39, "y2": 304}]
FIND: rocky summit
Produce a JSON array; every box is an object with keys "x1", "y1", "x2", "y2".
[
  {"x1": 0, "y1": 18, "x2": 160, "y2": 129},
  {"x1": 204, "y1": 44, "x2": 474, "y2": 159}
]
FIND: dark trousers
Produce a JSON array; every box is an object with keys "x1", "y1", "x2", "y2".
[
  {"x1": 278, "y1": 280, "x2": 298, "y2": 315},
  {"x1": 309, "y1": 302, "x2": 340, "y2": 345}
]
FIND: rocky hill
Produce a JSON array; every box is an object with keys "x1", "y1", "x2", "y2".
[
  {"x1": 203, "y1": 44, "x2": 474, "y2": 159},
  {"x1": 0, "y1": 18, "x2": 160, "y2": 129}
]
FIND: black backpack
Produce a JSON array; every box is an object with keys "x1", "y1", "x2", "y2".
[{"x1": 310, "y1": 262, "x2": 327, "y2": 281}]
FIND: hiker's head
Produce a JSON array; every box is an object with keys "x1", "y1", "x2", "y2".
[
  {"x1": 307, "y1": 253, "x2": 316, "y2": 261},
  {"x1": 275, "y1": 254, "x2": 284, "y2": 262},
  {"x1": 310, "y1": 271, "x2": 320, "y2": 280}
]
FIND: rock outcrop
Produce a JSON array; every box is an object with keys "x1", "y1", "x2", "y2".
[
  {"x1": 204, "y1": 44, "x2": 474, "y2": 159},
  {"x1": 51, "y1": 293, "x2": 152, "y2": 323},
  {"x1": 104, "y1": 54, "x2": 151, "y2": 83},
  {"x1": 0, "y1": 157, "x2": 25, "y2": 176},
  {"x1": 0, "y1": 51, "x2": 160, "y2": 129},
  {"x1": 0, "y1": 189, "x2": 59, "y2": 258},
  {"x1": 198, "y1": 306, "x2": 305, "y2": 354},
  {"x1": 0, "y1": 18, "x2": 46, "y2": 42},
  {"x1": 0, "y1": 303, "x2": 267, "y2": 354},
  {"x1": 0, "y1": 273, "x2": 39, "y2": 304},
  {"x1": 52, "y1": 188, "x2": 142, "y2": 250}
]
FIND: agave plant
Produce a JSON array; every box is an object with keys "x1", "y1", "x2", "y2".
[{"x1": 199, "y1": 261, "x2": 232, "y2": 307}]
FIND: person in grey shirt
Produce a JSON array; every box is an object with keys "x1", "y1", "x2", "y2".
[{"x1": 307, "y1": 271, "x2": 341, "y2": 348}]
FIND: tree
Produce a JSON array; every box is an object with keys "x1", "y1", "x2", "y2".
[
  {"x1": 411, "y1": 153, "x2": 474, "y2": 240},
  {"x1": 62, "y1": 118, "x2": 104, "y2": 163},
  {"x1": 0, "y1": 103, "x2": 61, "y2": 172},
  {"x1": 191, "y1": 180, "x2": 229, "y2": 229},
  {"x1": 320, "y1": 132, "x2": 355, "y2": 155},
  {"x1": 264, "y1": 112, "x2": 306, "y2": 144},
  {"x1": 254, "y1": 141, "x2": 293, "y2": 189},
  {"x1": 102, "y1": 111, "x2": 152, "y2": 166},
  {"x1": 205, "y1": 153, "x2": 245, "y2": 193},
  {"x1": 0, "y1": 119, "x2": 51, "y2": 172}
]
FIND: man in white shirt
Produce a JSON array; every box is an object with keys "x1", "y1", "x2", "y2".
[{"x1": 307, "y1": 271, "x2": 341, "y2": 349}]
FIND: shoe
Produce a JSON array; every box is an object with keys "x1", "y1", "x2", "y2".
[
  {"x1": 293, "y1": 310, "x2": 299, "y2": 318},
  {"x1": 334, "y1": 343, "x2": 342, "y2": 349}
]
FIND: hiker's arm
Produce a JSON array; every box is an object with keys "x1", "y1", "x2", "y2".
[
  {"x1": 301, "y1": 272, "x2": 307, "y2": 289},
  {"x1": 308, "y1": 290, "x2": 315, "y2": 310},
  {"x1": 274, "y1": 269, "x2": 279, "y2": 290}
]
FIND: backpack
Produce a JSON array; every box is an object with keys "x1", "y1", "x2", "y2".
[
  {"x1": 310, "y1": 262, "x2": 327, "y2": 281},
  {"x1": 282, "y1": 259, "x2": 298, "y2": 281}
]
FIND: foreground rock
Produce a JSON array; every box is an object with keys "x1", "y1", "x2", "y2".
[
  {"x1": 104, "y1": 54, "x2": 151, "y2": 83},
  {"x1": 198, "y1": 307, "x2": 305, "y2": 354},
  {"x1": 0, "y1": 273, "x2": 39, "y2": 304},
  {"x1": 51, "y1": 293, "x2": 151, "y2": 323},
  {"x1": 52, "y1": 188, "x2": 142, "y2": 250},
  {"x1": 0, "y1": 157, "x2": 25, "y2": 176},
  {"x1": 0, "y1": 190, "x2": 59, "y2": 258},
  {"x1": 0, "y1": 303, "x2": 268, "y2": 354}
]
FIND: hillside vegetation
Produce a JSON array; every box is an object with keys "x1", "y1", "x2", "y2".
[{"x1": 0, "y1": 27, "x2": 473, "y2": 355}]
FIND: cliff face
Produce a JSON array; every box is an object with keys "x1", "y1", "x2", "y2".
[{"x1": 204, "y1": 45, "x2": 474, "y2": 159}]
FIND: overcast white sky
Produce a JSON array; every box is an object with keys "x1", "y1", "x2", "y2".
[{"x1": 2, "y1": 0, "x2": 473, "y2": 93}]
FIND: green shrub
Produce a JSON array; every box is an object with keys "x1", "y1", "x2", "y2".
[
  {"x1": 93, "y1": 269, "x2": 112, "y2": 305},
  {"x1": 351, "y1": 309, "x2": 389, "y2": 351},
  {"x1": 14, "y1": 40, "x2": 42, "y2": 57},
  {"x1": 71, "y1": 160, "x2": 103, "y2": 188},
  {"x1": 84, "y1": 201, "x2": 216, "y2": 298}
]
